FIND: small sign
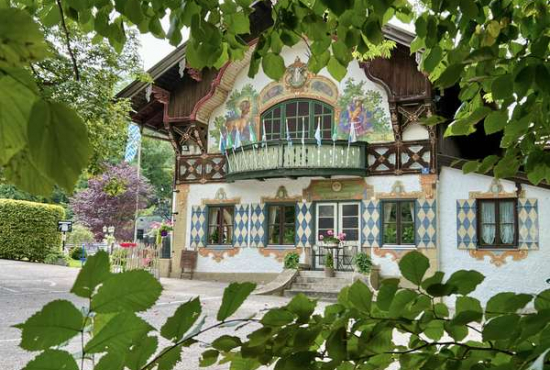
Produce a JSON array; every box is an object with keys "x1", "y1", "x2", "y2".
[
  {"x1": 421, "y1": 167, "x2": 430, "y2": 175},
  {"x1": 58, "y1": 221, "x2": 73, "y2": 233}
]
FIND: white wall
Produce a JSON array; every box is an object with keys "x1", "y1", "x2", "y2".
[
  {"x1": 402, "y1": 124, "x2": 429, "y2": 141},
  {"x1": 439, "y1": 167, "x2": 550, "y2": 304}
]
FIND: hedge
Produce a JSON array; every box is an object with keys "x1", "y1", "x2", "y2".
[{"x1": 0, "y1": 199, "x2": 65, "y2": 262}]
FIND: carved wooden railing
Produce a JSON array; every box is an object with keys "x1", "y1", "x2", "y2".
[
  {"x1": 225, "y1": 139, "x2": 367, "y2": 180},
  {"x1": 176, "y1": 154, "x2": 227, "y2": 183},
  {"x1": 367, "y1": 140, "x2": 433, "y2": 175}
]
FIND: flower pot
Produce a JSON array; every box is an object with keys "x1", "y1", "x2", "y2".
[{"x1": 324, "y1": 267, "x2": 335, "y2": 278}]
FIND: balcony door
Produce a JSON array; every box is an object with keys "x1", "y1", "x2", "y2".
[{"x1": 315, "y1": 202, "x2": 360, "y2": 246}]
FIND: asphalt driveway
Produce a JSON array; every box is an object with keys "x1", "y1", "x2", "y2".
[{"x1": 0, "y1": 259, "x2": 292, "y2": 370}]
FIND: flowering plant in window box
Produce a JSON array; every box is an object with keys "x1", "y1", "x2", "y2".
[
  {"x1": 319, "y1": 230, "x2": 346, "y2": 246},
  {"x1": 152, "y1": 221, "x2": 173, "y2": 245}
]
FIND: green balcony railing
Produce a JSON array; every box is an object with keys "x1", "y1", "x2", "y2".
[{"x1": 225, "y1": 139, "x2": 367, "y2": 181}]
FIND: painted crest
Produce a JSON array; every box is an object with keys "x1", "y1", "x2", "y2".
[{"x1": 285, "y1": 57, "x2": 309, "y2": 89}]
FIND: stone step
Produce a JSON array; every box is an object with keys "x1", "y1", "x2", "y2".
[
  {"x1": 283, "y1": 289, "x2": 340, "y2": 302},
  {"x1": 290, "y1": 282, "x2": 349, "y2": 291},
  {"x1": 294, "y1": 276, "x2": 353, "y2": 285},
  {"x1": 299, "y1": 270, "x2": 354, "y2": 279}
]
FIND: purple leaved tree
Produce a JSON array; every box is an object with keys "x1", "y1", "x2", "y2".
[{"x1": 71, "y1": 163, "x2": 154, "y2": 241}]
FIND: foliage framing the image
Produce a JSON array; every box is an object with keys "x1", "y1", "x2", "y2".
[{"x1": 16, "y1": 250, "x2": 550, "y2": 370}]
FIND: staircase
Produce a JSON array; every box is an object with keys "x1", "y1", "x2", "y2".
[{"x1": 283, "y1": 270, "x2": 354, "y2": 302}]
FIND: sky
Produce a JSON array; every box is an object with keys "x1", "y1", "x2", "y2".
[{"x1": 138, "y1": 18, "x2": 415, "y2": 71}]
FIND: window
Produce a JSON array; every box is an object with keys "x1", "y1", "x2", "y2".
[
  {"x1": 477, "y1": 199, "x2": 517, "y2": 247},
  {"x1": 261, "y1": 99, "x2": 333, "y2": 141},
  {"x1": 315, "y1": 202, "x2": 360, "y2": 245},
  {"x1": 382, "y1": 200, "x2": 415, "y2": 245},
  {"x1": 208, "y1": 206, "x2": 234, "y2": 245},
  {"x1": 267, "y1": 205, "x2": 296, "y2": 245}
]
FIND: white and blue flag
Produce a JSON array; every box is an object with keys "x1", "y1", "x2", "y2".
[
  {"x1": 314, "y1": 118, "x2": 322, "y2": 147},
  {"x1": 286, "y1": 119, "x2": 293, "y2": 147},
  {"x1": 348, "y1": 122, "x2": 357, "y2": 144},
  {"x1": 124, "y1": 124, "x2": 141, "y2": 162}
]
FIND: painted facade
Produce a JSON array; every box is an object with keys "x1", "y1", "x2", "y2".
[{"x1": 121, "y1": 26, "x2": 548, "y2": 304}]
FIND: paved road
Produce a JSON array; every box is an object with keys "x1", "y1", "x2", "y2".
[{"x1": 0, "y1": 259, "x2": 294, "y2": 370}]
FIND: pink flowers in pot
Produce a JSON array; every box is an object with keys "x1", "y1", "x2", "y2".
[{"x1": 320, "y1": 230, "x2": 346, "y2": 244}]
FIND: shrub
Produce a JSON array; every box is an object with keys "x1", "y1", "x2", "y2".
[
  {"x1": 70, "y1": 246, "x2": 86, "y2": 260},
  {"x1": 66, "y1": 224, "x2": 95, "y2": 247},
  {"x1": 44, "y1": 250, "x2": 68, "y2": 266},
  {"x1": 325, "y1": 253, "x2": 334, "y2": 269},
  {"x1": 0, "y1": 199, "x2": 65, "y2": 262},
  {"x1": 353, "y1": 252, "x2": 372, "y2": 274},
  {"x1": 283, "y1": 252, "x2": 300, "y2": 269}
]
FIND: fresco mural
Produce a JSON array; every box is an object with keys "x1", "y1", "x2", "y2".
[
  {"x1": 337, "y1": 78, "x2": 393, "y2": 142},
  {"x1": 209, "y1": 84, "x2": 259, "y2": 152}
]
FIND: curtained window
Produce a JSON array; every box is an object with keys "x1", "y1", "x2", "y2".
[
  {"x1": 261, "y1": 99, "x2": 333, "y2": 141},
  {"x1": 382, "y1": 200, "x2": 415, "y2": 245},
  {"x1": 477, "y1": 199, "x2": 517, "y2": 247},
  {"x1": 268, "y1": 204, "x2": 296, "y2": 245},
  {"x1": 208, "y1": 206, "x2": 234, "y2": 245}
]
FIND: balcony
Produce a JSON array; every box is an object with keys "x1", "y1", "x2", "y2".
[{"x1": 225, "y1": 140, "x2": 367, "y2": 181}]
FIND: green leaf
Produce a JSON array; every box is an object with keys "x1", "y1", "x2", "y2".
[
  {"x1": 535, "y1": 289, "x2": 550, "y2": 312},
  {"x1": 261, "y1": 53, "x2": 285, "y2": 80},
  {"x1": 421, "y1": 115, "x2": 446, "y2": 126},
  {"x1": 124, "y1": 0, "x2": 144, "y2": 25},
  {"x1": 286, "y1": 293, "x2": 316, "y2": 323},
  {"x1": 22, "y1": 349, "x2": 78, "y2": 370},
  {"x1": 491, "y1": 75, "x2": 514, "y2": 100},
  {"x1": 389, "y1": 290, "x2": 418, "y2": 318},
  {"x1": 530, "y1": 349, "x2": 550, "y2": 370},
  {"x1": 85, "y1": 312, "x2": 153, "y2": 353},
  {"x1": 484, "y1": 110, "x2": 508, "y2": 135},
  {"x1": 462, "y1": 160, "x2": 480, "y2": 174},
  {"x1": 327, "y1": 56, "x2": 347, "y2": 81},
  {"x1": 27, "y1": 100, "x2": 91, "y2": 193},
  {"x1": 486, "y1": 292, "x2": 532, "y2": 318},
  {"x1": 436, "y1": 64, "x2": 464, "y2": 88},
  {"x1": 217, "y1": 282, "x2": 256, "y2": 321},
  {"x1": 483, "y1": 314, "x2": 520, "y2": 341},
  {"x1": 94, "y1": 352, "x2": 125, "y2": 370},
  {"x1": 423, "y1": 320, "x2": 444, "y2": 341},
  {"x1": 125, "y1": 335, "x2": 158, "y2": 370},
  {"x1": 423, "y1": 46, "x2": 443, "y2": 73},
  {"x1": 376, "y1": 279, "x2": 399, "y2": 310},
  {"x1": 445, "y1": 107, "x2": 491, "y2": 137},
  {"x1": 161, "y1": 297, "x2": 202, "y2": 342},
  {"x1": 398, "y1": 251, "x2": 430, "y2": 285},
  {"x1": 459, "y1": 0, "x2": 478, "y2": 18},
  {"x1": 212, "y1": 335, "x2": 242, "y2": 352},
  {"x1": 363, "y1": 18, "x2": 384, "y2": 44},
  {"x1": 15, "y1": 300, "x2": 82, "y2": 351},
  {"x1": 327, "y1": 327, "x2": 347, "y2": 362},
  {"x1": 91, "y1": 269, "x2": 162, "y2": 313},
  {"x1": 261, "y1": 308, "x2": 295, "y2": 326},
  {"x1": 451, "y1": 296, "x2": 482, "y2": 325},
  {"x1": 156, "y1": 344, "x2": 184, "y2": 370},
  {"x1": 446, "y1": 270, "x2": 484, "y2": 295},
  {"x1": 0, "y1": 71, "x2": 35, "y2": 165},
  {"x1": 348, "y1": 279, "x2": 373, "y2": 313},
  {"x1": 514, "y1": 65, "x2": 535, "y2": 97},
  {"x1": 535, "y1": 64, "x2": 550, "y2": 95},
  {"x1": 200, "y1": 350, "x2": 219, "y2": 367},
  {"x1": 70, "y1": 250, "x2": 112, "y2": 298}
]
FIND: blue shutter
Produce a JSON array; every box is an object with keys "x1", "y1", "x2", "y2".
[
  {"x1": 250, "y1": 203, "x2": 266, "y2": 247},
  {"x1": 416, "y1": 199, "x2": 437, "y2": 248},
  {"x1": 456, "y1": 200, "x2": 477, "y2": 249},
  {"x1": 233, "y1": 204, "x2": 249, "y2": 247},
  {"x1": 518, "y1": 199, "x2": 539, "y2": 250},
  {"x1": 295, "y1": 202, "x2": 313, "y2": 248},
  {"x1": 190, "y1": 205, "x2": 207, "y2": 248},
  {"x1": 361, "y1": 199, "x2": 381, "y2": 248}
]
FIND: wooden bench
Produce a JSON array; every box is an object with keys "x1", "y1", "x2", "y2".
[{"x1": 180, "y1": 250, "x2": 197, "y2": 279}]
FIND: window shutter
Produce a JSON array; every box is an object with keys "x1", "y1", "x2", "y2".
[
  {"x1": 457, "y1": 200, "x2": 477, "y2": 249},
  {"x1": 190, "y1": 205, "x2": 207, "y2": 248},
  {"x1": 295, "y1": 202, "x2": 313, "y2": 247},
  {"x1": 518, "y1": 199, "x2": 539, "y2": 250},
  {"x1": 361, "y1": 199, "x2": 381, "y2": 248},
  {"x1": 233, "y1": 204, "x2": 249, "y2": 247},
  {"x1": 416, "y1": 199, "x2": 437, "y2": 248},
  {"x1": 250, "y1": 203, "x2": 266, "y2": 247}
]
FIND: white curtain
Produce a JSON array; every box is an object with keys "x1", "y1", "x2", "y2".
[
  {"x1": 384, "y1": 203, "x2": 394, "y2": 223},
  {"x1": 481, "y1": 203, "x2": 496, "y2": 244},
  {"x1": 500, "y1": 202, "x2": 515, "y2": 244}
]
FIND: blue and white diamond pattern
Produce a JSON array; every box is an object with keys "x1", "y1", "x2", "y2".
[
  {"x1": 518, "y1": 198, "x2": 538, "y2": 250},
  {"x1": 416, "y1": 199, "x2": 436, "y2": 248},
  {"x1": 250, "y1": 203, "x2": 266, "y2": 248},
  {"x1": 190, "y1": 205, "x2": 207, "y2": 248},
  {"x1": 457, "y1": 199, "x2": 477, "y2": 249},
  {"x1": 295, "y1": 202, "x2": 313, "y2": 248},
  {"x1": 362, "y1": 199, "x2": 380, "y2": 248},
  {"x1": 233, "y1": 204, "x2": 249, "y2": 247}
]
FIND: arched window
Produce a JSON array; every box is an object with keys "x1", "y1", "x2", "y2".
[{"x1": 261, "y1": 99, "x2": 334, "y2": 141}]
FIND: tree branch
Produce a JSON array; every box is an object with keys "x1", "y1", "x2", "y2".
[{"x1": 55, "y1": 0, "x2": 80, "y2": 81}]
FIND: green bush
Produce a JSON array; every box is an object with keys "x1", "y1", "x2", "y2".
[
  {"x1": 353, "y1": 252, "x2": 372, "y2": 274},
  {"x1": 283, "y1": 252, "x2": 300, "y2": 269},
  {"x1": 66, "y1": 224, "x2": 95, "y2": 247},
  {"x1": 0, "y1": 199, "x2": 65, "y2": 262},
  {"x1": 44, "y1": 250, "x2": 68, "y2": 266},
  {"x1": 70, "y1": 246, "x2": 86, "y2": 260}
]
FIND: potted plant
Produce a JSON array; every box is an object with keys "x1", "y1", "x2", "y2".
[
  {"x1": 284, "y1": 252, "x2": 300, "y2": 270},
  {"x1": 325, "y1": 253, "x2": 335, "y2": 277},
  {"x1": 319, "y1": 230, "x2": 346, "y2": 247},
  {"x1": 353, "y1": 252, "x2": 372, "y2": 275}
]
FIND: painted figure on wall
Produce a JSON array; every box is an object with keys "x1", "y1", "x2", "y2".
[
  {"x1": 338, "y1": 78, "x2": 393, "y2": 142},
  {"x1": 209, "y1": 84, "x2": 259, "y2": 152}
]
